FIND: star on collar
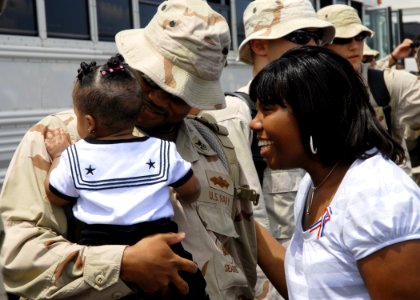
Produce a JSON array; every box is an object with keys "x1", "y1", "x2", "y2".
[
  {"x1": 146, "y1": 159, "x2": 155, "y2": 169},
  {"x1": 85, "y1": 165, "x2": 95, "y2": 175}
]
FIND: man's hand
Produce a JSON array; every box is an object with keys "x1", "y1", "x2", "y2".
[
  {"x1": 392, "y1": 38, "x2": 415, "y2": 61},
  {"x1": 120, "y1": 232, "x2": 198, "y2": 295}
]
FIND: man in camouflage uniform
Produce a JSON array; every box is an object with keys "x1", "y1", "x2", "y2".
[
  {"x1": 214, "y1": 1, "x2": 334, "y2": 298},
  {"x1": 318, "y1": 4, "x2": 420, "y2": 178},
  {"x1": 0, "y1": 2, "x2": 9, "y2": 299},
  {"x1": 0, "y1": 0, "x2": 286, "y2": 299}
]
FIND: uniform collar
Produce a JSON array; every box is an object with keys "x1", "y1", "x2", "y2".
[{"x1": 176, "y1": 119, "x2": 218, "y2": 163}]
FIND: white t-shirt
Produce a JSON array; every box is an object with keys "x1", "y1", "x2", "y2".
[
  {"x1": 285, "y1": 152, "x2": 420, "y2": 299},
  {"x1": 49, "y1": 137, "x2": 192, "y2": 225}
]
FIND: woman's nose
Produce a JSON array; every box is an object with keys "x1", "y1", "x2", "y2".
[{"x1": 250, "y1": 112, "x2": 263, "y2": 131}]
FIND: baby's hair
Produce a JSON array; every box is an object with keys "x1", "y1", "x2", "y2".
[{"x1": 73, "y1": 54, "x2": 142, "y2": 134}]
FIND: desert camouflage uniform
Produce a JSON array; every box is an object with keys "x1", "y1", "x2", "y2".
[
  {"x1": 361, "y1": 63, "x2": 420, "y2": 176},
  {"x1": 0, "y1": 111, "x2": 132, "y2": 299},
  {"x1": 0, "y1": 110, "x2": 258, "y2": 299},
  {"x1": 173, "y1": 116, "x2": 257, "y2": 300},
  {"x1": 208, "y1": 81, "x2": 304, "y2": 300}
]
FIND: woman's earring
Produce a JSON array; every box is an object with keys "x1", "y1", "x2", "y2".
[{"x1": 309, "y1": 135, "x2": 317, "y2": 155}]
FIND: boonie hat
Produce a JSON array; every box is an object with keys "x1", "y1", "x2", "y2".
[
  {"x1": 238, "y1": 0, "x2": 335, "y2": 65},
  {"x1": 363, "y1": 42, "x2": 379, "y2": 57},
  {"x1": 116, "y1": 0, "x2": 230, "y2": 110},
  {"x1": 317, "y1": 4, "x2": 374, "y2": 39}
]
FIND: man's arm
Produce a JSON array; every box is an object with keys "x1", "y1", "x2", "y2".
[{"x1": 0, "y1": 111, "x2": 196, "y2": 298}]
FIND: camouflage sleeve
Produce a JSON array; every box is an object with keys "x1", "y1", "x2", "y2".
[
  {"x1": 0, "y1": 111, "x2": 132, "y2": 299},
  {"x1": 386, "y1": 69, "x2": 420, "y2": 131},
  {"x1": 374, "y1": 54, "x2": 391, "y2": 71}
]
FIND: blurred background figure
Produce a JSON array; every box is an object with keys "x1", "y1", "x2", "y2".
[
  {"x1": 412, "y1": 41, "x2": 420, "y2": 77},
  {"x1": 376, "y1": 38, "x2": 419, "y2": 70},
  {"x1": 362, "y1": 42, "x2": 380, "y2": 68},
  {"x1": 318, "y1": 4, "x2": 420, "y2": 181}
]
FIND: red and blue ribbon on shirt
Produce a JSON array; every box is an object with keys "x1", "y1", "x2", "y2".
[{"x1": 309, "y1": 207, "x2": 332, "y2": 239}]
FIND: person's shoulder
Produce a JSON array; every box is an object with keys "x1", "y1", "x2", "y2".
[
  {"x1": 37, "y1": 110, "x2": 78, "y2": 141},
  {"x1": 40, "y1": 110, "x2": 76, "y2": 124},
  {"x1": 221, "y1": 82, "x2": 253, "y2": 116},
  {"x1": 225, "y1": 95, "x2": 251, "y2": 113},
  {"x1": 383, "y1": 68, "x2": 420, "y2": 102},
  {"x1": 204, "y1": 93, "x2": 251, "y2": 122},
  {"x1": 345, "y1": 153, "x2": 413, "y2": 193},
  {"x1": 384, "y1": 67, "x2": 419, "y2": 84},
  {"x1": 351, "y1": 153, "x2": 399, "y2": 175},
  {"x1": 337, "y1": 154, "x2": 419, "y2": 230}
]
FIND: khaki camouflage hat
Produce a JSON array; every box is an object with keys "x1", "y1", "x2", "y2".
[
  {"x1": 238, "y1": 0, "x2": 335, "y2": 65},
  {"x1": 363, "y1": 42, "x2": 379, "y2": 57},
  {"x1": 317, "y1": 4, "x2": 374, "y2": 39},
  {"x1": 115, "y1": 0, "x2": 230, "y2": 110}
]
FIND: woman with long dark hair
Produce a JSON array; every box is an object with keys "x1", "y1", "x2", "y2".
[{"x1": 250, "y1": 46, "x2": 420, "y2": 299}]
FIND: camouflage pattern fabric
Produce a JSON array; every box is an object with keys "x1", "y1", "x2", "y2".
[
  {"x1": 0, "y1": 111, "x2": 132, "y2": 299},
  {"x1": 361, "y1": 63, "x2": 420, "y2": 176},
  {"x1": 0, "y1": 110, "x2": 259, "y2": 299}
]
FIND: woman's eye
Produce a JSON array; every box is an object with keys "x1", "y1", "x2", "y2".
[{"x1": 260, "y1": 104, "x2": 276, "y2": 112}]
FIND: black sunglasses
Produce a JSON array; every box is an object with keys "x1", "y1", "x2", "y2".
[
  {"x1": 332, "y1": 32, "x2": 369, "y2": 45},
  {"x1": 283, "y1": 30, "x2": 322, "y2": 46}
]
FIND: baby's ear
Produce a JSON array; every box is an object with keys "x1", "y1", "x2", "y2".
[{"x1": 85, "y1": 114, "x2": 96, "y2": 131}]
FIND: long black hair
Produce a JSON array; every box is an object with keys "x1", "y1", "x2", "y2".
[{"x1": 249, "y1": 46, "x2": 404, "y2": 165}]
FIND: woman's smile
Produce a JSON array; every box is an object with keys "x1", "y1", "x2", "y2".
[{"x1": 258, "y1": 139, "x2": 275, "y2": 157}]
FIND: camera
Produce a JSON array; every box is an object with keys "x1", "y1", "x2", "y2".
[{"x1": 410, "y1": 42, "x2": 420, "y2": 48}]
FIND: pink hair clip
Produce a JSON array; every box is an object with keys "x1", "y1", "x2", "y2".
[{"x1": 101, "y1": 65, "x2": 124, "y2": 76}]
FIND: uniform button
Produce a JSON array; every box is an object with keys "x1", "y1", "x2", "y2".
[
  {"x1": 112, "y1": 292, "x2": 123, "y2": 299},
  {"x1": 95, "y1": 274, "x2": 105, "y2": 286}
]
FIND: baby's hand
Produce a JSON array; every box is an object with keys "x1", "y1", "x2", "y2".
[{"x1": 45, "y1": 128, "x2": 71, "y2": 159}]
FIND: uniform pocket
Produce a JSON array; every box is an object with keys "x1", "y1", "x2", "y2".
[
  {"x1": 197, "y1": 202, "x2": 239, "y2": 238},
  {"x1": 264, "y1": 169, "x2": 303, "y2": 193}
]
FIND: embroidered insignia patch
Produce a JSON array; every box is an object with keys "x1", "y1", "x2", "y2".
[
  {"x1": 206, "y1": 170, "x2": 234, "y2": 195},
  {"x1": 210, "y1": 176, "x2": 229, "y2": 188}
]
